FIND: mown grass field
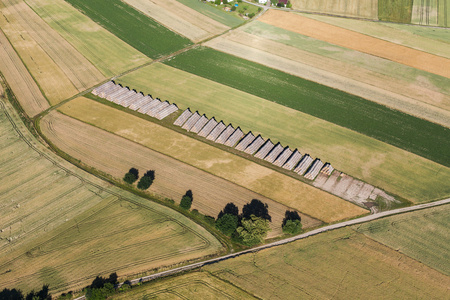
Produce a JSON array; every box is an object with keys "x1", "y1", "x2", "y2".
[
  {"x1": 117, "y1": 63, "x2": 450, "y2": 203},
  {"x1": 164, "y1": 47, "x2": 450, "y2": 167},
  {"x1": 59, "y1": 97, "x2": 367, "y2": 223},
  {"x1": 355, "y1": 204, "x2": 450, "y2": 275},
  {"x1": 205, "y1": 226, "x2": 450, "y2": 299},
  {"x1": 64, "y1": 0, "x2": 192, "y2": 59},
  {"x1": 0, "y1": 97, "x2": 222, "y2": 294},
  {"x1": 378, "y1": 0, "x2": 413, "y2": 23},
  {"x1": 27, "y1": 0, "x2": 150, "y2": 77},
  {"x1": 175, "y1": 0, "x2": 243, "y2": 27},
  {"x1": 383, "y1": 21, "x2": 450, "y2": 42},
  {"x1": 112, "y1": 272, "x2": 256, "y2": 299}
]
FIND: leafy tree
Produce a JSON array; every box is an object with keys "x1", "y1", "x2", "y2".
[
  {"x1": 287, "y1": 2, "x2": 292, "y2": 8},
  {"x1": 123, "y1": 168, "x2": 139, "y2": 184},
  {"x1": 282, "y1": 210, "x2": 302, "y2": 234},
  {"x1": 231, "y1": 5, "x2": 236, "y2": 11},
  {"x1": 223, "y1": 0, "x2": 228, "y2": 4},
  {"x1": 242, "y1": 199, "x2": 271, "y2": 221},
  {"x1": 236, "y1": 215, "x2": 271, "y2": 246},
  {"x1": 0, "y1": 288, "x2": 24, "y2": 300},
  {"x1": 179, "y1": 191, "x2": 193, "y2": 210},
  {"x1": 248, "y1": 13, "x2": 255, "y2": 18},
  {"x1": 180, "y1": 195, "x2": 192, "y2": 210},
  {"x1": 137, "y1": 170, "x2": 155, "y2": 190},
  {"x1": 215, "y1": 0, "x2": 221, "y2": 4},
  {"x1": 217, "y1": 202, "x2": 239, "y2": 219},
  {"x1": 215, "y1": 213, "x2": 238, "y2": 236}
]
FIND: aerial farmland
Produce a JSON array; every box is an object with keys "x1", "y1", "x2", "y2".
[{"x1": 0, "y1": 0, "x2": 449, "y2": 299}]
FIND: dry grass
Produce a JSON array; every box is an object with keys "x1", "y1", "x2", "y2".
[
  {"x1": 354, "y1": 203, "x2": 450, "y2": 275},
  {"x1": 58, "y1": 97, "x2": 367, "y2": 223},
  {"x1": 206, "y1": 227, "x2": 450, "y2": 299},
  {"x1": 123, "y1": 0, "x2": 229, "y2": 42},
  {"x1": 259, "y1": 10, "x2": 450, "y2": 78},
  {"x1": 112, "y1": 272, "x2": 256, "y2": 299},
  {"x1": 0, "y1": 0, "x2": 94, "y2": 104},
  {"x1": 0, "y1": 30, "x2": 49, "y2": 116},
  {"x1": 26, "y1": 0, "x2": 150, "y2": 77},
  {"x1": 205, "y1": 30, "x2": 450, "y2": 128},
  {"x1": 40, "y1": 111, "x2": 323, "y2": 237},
  {"x1": 116, "y1": 63, "x2": 450, "y2": 203},
  {"x1": 290, "y1": 0, "x2": 379, "y2": 19},
  {"x1": 0, "y1": 98, "x2": 221, "y2": 294}
]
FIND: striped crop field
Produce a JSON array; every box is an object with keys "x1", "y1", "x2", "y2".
[
  {"x1": 175, "y1": 0, "x2": 244, "y2": 27},
  {"x1": 121, "y1": 0, "x2": 230, "y2": 42},
  {"x1": 26, "y1": 0, "x2": 150, "y2": 77},
  {"x1": 355, "y1": 204, "x2": 450, "y2": 275},
  {"x1": 0, "y1": 98, "x2": 221, "y2": 294},
  {"x1": 116, "y1": 63, "x2": 450, "y2": 203},
  {"x1": 58, "y1": 97, "x2": 368, "y2": 223},
  {"x1": 290, "y1": 0, "x2": 379, "y2": 19},
  {"x1": 40, "y1": 110, "x2": 323, "y2": 237},
  {"x1": 205, "y1": 226, "x2": 450, "y2": 299},
  {"x1": 163, "y1": 47, "x2": 450, "y2": 168},
  {"x1": 64, "y1": 0, "x2": 192, "y2": 59},
  {"x1": 112, "y1": 272, "x2": 256, "y2": 299}
]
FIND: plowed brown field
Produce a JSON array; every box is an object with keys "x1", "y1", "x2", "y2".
[
  {"x1": 259, "y1": 10, "x2": 450, "y2": 79},
  {"x1": 40, "y1": 111, "x2": 322, "y2": 237}
]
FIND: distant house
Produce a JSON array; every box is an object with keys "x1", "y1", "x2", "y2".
[{"x1": 259, "y1": 0, "x2": 267, "y2": 3}]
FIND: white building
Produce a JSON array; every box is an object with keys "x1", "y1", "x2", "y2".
[{"x1": 259, "y1": 0, "x2": 268, "y2": 3}]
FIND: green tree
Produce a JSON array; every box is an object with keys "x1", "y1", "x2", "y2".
[
  {"x1": 282, "y1": 210, "x2": 302, "y2": 234},
  {"x1": 180, "y1": 195, "x2": 192, "y2": 210},
  {"x1": 223, "y1": 0, "x2": 228, "y2": 4},
  {"x1": 236, "y1": 215, "x2": 271, "y2": 246},
  {"x1": 248, "y1": 13, "x2": 255, "y2": 18},
  {"x1": 215, "y1": 0, "x2": 221, "y2": 4},
  {"x1": 137, "y1": 170, "x2": 155, "y2": 190},
  {"x1": 123, "y1": 168, "x2": 139, "y2": 184},
  {"x1": 215, "y1": 214, "x2": 238, "y2": 236}
]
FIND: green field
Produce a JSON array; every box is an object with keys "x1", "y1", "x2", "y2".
[
  {"x1": 205, "y1": 226, "x2": 450, "y2": 299},
  {"x1": 26, "y1": 0, "x2": 150, "y2": 76},
  {"x1": 383, "y1": 21, "x2": 450, "y2": 42},
  {"x1": 0, "y1": 97, "x2": 221, "y2": 294},
  {"x1": 438, "y1": 0, "x2": 450, "y2": 26},
  {"x1": 355, "y1": 204, "x2": 450, "y2": 275},
  {"x1": 64, "y1": 0, "x2": 192, "y2": 59},
  {"x1": 378, "y1": 0, "x2": 414, "y2": 23},
  {"x1": 112, "y1": 272, "x2": 256, "y2": 299},
  {"x1": 175, "y1": 0, "x2": 243, "y2": 27},
  {"x1": 164, "y1": 47, "x2": 450, "y2": 167}
]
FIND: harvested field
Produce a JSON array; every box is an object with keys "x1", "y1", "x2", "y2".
[
  {"x1": 0, "y1": 0, "x2": 79, "y2": 104},
  {"x1": 164, "y1": 48, "x2": 450, "y2": 167},
  {"x1": 206, "y1": 227, "x2": 450, "y2": 299},
  {"x1": 378, "y1": 0, "x2": 413, "y2": 23},
  {"x1": 112, "y1": 272, "x2": 256, "y2": 299},
  {"x1": 259, "y1": 10, "x2": 450, "y2": 78},
  {"x1": 117, "y1": 63, "x2": 450, "y2": 202},
  {"x1": 297, "y1": 14, "x2": 450, "y2": 59},
  {"x1": 122, "y1": 0, "x2": 229, "y2": 42},
  {"x1": 290, "y1": 0, "x2": 378, "y2": 19},
  {"x1": 0, "y1": 30, "x2": 48, "y2": 116},
  {"x1": 0, "y1": 98, "x2": 221, "y2": 294},
  {"x1": 355, "y1": 204, "x2": 450, "y2": 275},
  {"x1": 59, "y1": 97, "x2": 368, "y2": 223},
  {"x1": 64, "y1": 0, "x2": 192, "y2": 59},
  {"x1": 205, "y1": 30, "x2": 450, "y2": 127},
  {"x1": 438, "y1": 0, "x2": 450, "y2": 26},
  {"x1": 175, "y1": 0, "x2": 243, "y2": 27},
  {"x1": 26, "y1": 0, "x2": 150, "y2": 77},
  {"x1": 39, "y1": 111, "x2": 322, "y2": 237}
]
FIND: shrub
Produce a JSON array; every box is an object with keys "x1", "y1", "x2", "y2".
[
  {"x1": 231, "y1": 5, "x2": 236, "y2": 11},
  {"x1": 282, "y1": 210, "x2": 302, "y2": 234},
  {"x1": 137, "y1": 170, "x2": 155, "y2": 190},
  {"x1": 216, "y1": 214, "x2": 239, "y2": 236},
  {"x1": 248, "y1": 13, "x2": 255, "y2": 18},
  {"x1": 215, "y1": 0, "x2": 221, "y2": 4},
  {"x1": 217, "y1": 202, "x2": 239, "y2": 219}
]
